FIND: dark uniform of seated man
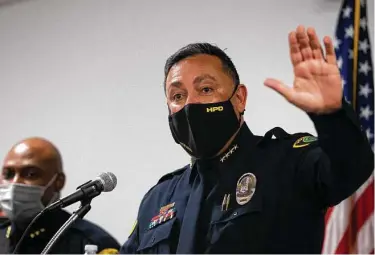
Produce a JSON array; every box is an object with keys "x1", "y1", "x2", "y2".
[
  {"x1": 120, "y1": 25, "x2": 374, "y2": 254},
  {"x1": 0, "y1": 137, "x2": 120, "y2": 254}
]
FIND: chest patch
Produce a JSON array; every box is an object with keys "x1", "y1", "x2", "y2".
[{"x1": 148, "y1": 203, "x2": 176, "y2": 229}]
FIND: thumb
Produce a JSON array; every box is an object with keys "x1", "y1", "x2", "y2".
[{"x1": 264, "y1": 78, "x2": 294, "y2": 102}]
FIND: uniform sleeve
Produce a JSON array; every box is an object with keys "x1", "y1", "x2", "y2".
[
  {"x1": 298, "y1": 101, "x2": 374, "y2": 208},
  {"x1": 119, "y1": 220, "x2": 139, "y2": 254}
]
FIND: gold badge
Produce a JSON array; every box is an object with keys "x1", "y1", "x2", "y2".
[
  {"x1": 236, "y1": 173, "x2": 256, "y2": 205},
  {"x1": 293, "y1": 136, "x2": 318, "y2": 148},
  {"x1": 98, "y1": 248, "x2": 119, "y2": 254}
]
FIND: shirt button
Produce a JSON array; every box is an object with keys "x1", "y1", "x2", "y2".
[
  {"x1": 151, "y1": 236, "x2": 155, "y2": 243},
  {"x1": 233, "y1": 212, "x2": 238, "y2": 216}
]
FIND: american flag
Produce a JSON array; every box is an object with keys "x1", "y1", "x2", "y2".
[{"x1": 322, "y1": 0, "x2": 374, "y2": 253}]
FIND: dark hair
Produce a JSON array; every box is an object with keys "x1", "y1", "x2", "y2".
[{"x1": 163, "y1": 42, "x2": 240, "y2": 93}]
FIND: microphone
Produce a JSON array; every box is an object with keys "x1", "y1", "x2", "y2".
[{"x1": 44, "y1": 172, "x2": 117, "y2": 212}]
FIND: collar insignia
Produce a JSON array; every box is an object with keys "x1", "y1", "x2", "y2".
[{"x1": 220, "y1": 144, "x2": 239, "y2": 163}]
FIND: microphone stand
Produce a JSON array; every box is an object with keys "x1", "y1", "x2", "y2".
[{"x1": 40, "y1": 199, "x2": 92, "y2": 254}]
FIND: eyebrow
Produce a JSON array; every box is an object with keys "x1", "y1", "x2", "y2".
[
  {"x1": 169, "y1": 74, "x2": 217, "y2": 90},
  {"x1": 193, "y1": 74, "x2": 217, "y2": 85},
  {"x1": 2, "y1": 164, "x2": 43, "y2": 171},
  {"x1": 169, "y1": 81, "x2": 183, "y2": 89}
]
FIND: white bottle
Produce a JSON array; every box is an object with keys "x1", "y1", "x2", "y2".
[{"x1": 84, "y1": 244, "x2": 98, "y2": 254}]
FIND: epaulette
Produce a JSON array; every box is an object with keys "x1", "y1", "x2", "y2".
[
  {"x1": 264, "y1": 127, "x2": 291, "y2": 140},
  {"x1": 257, "y1": 127, "x2": 292, "y2": 146},
  {"x1": 258, "y1": 127, "x2": 318, "y2": 149},
  {"x1": 157, "y1": 165, "x2": 188, "y2": 184}
]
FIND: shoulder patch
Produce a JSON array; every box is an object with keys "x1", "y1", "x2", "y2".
[
  {"x1": 98, "y1": 248, "x2": 119, "y2": 254},
  {"x1": 293, "y1": 136, "x2": 318, "y2": 148},
  {"x1": 128, "y1": 219, "x2": 137, "y2": 237}
]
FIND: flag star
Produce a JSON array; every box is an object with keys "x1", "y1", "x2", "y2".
[
  {"x1": 344, "y1": 96, "x2": 351, "y2": 104},
  {"x1": 360, "y1": 17, "x2": 367, "y2": 30},
  {"x1": 359, "y1": 83, "x2": 373, "y2": 98},
  {"x1": 359, "y1": 61, "x2": 371, "y2": 76},
  {"x1": 342, "y1": 78, "x2": 346, "y2": 88},
  {"x1": 359, "y1": 105, "x2": 373, "y2": 120},
  {"x1": 342, "y1": 6, "x2": 352, "y2": 18},
  {"x1": 334, "y1": 38, "x2": 341, "y2": 50},
  {"x1": 348, "y1": 49, "x2": 354, "y2": 59},
  {"x1": 359, "y1": 39, "x2": 370, "y2": 54},
  {"x1": 337, "y1": 56, "x2": 343, "y2": 69},
  {"x1": 345, "y1": 25, "x2": 354, "y2": 38},
  {"x1": 365, "y1": 128, "x2": 374, "y2": 141}
]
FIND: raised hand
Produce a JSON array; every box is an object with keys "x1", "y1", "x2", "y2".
[{"x1": 264, "y1": 25, "x2": 343, "y2": 114}]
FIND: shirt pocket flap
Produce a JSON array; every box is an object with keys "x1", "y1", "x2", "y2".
[
  {"x1": 137, "y1": 217, "x2": 176, "y2": 252},
  {"x1": 211, "y1": 192, "x2": 262, "y2": 224}
]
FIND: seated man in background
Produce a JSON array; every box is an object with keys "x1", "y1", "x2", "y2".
[
  {"x1": 0, "y1": 177, "x2": 7, "y2": 224},
  {"x1": 0, "y1": 137, "x2": 120, "y2": 254}
]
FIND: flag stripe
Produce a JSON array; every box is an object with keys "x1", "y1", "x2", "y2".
[
  {"x1": 324, "y1": 207, "x2": 334, "y2": 222},
  {"x1": 335, "y1": 180, "x2": 374, "y2": 253},
  {"x1": 322, "y1": 200, "x2": 351, "y2": 254},
  {"x1": 356, "y1": 212, "x2": 374, "y2": 253}
]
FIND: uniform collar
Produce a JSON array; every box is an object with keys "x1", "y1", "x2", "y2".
[
  {"x1": 5, "y1": 209, "x2": 70, "y2": 240},
  {"x1": 189, "y1": 122, "x2": 260, "y2": 180}
]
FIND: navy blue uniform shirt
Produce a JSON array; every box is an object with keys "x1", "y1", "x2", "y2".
[
  {"x1": 120, "y1": 102, "x2": 374, "y2": 254},
  {"x1": 0, "y1": 209, "x2": 120, "y2": 254}
]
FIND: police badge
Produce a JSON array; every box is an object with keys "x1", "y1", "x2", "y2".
[{"x1": 236, "y1": 173, "x2": 257, "y2": 205}]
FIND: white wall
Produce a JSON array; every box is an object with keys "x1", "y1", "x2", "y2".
[{"x1": 0, "y1": 0, "x2": 373, "y2": 244}]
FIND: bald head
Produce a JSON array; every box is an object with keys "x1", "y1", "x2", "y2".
[
  {"x1": 6, "y1": 137, "x2": 63, "y2": 174},
  {"x1": 1, "y1": 137, "x2": 65, "y2": 204}
]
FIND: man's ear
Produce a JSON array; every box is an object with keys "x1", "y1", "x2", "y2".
[
  {"x1": 55, "y1": 172, "x2": 65, "y2": 192},
  {"x1": 234, "y1": 84, "x2": 247, "y2": 114}
]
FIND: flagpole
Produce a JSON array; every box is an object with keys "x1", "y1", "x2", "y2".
[{"x1": 352, "y1": 0, "x2": 361, "y2": 109}]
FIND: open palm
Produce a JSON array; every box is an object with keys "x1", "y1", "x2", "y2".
[{"x1": 264, "y1": 25, "x2": 343, "y2": 114}]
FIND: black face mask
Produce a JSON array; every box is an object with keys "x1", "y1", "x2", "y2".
[{"x1": 168, "y1": 95, "x2": 241, "y2": 159}]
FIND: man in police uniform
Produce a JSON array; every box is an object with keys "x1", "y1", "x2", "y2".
[
  {"x1": 0, "y1": 137, "x2": 120, "y2": 254},
  {"x1": 120, "y1": 26, "x2": 374, "y2": 253}
]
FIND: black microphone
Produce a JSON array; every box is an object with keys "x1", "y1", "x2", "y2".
[
  {"x1": 12, "y1": 172, "x2": 117, "y2": 254},
  {"x1": 44, "y1": 172, "x2": 117, "y2": 212}
]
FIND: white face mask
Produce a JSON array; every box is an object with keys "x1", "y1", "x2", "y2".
[{"x1": 0, "y1": 174, "x2": 59, "y2": 222}]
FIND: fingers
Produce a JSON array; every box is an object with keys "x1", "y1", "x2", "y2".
[
  {"x1": 323, "y1": 36, "x2": 337, "y2": 65},
  {"x1": 296, "y1": 25, "x2": 313, "y2": 61},
  {"x1": 289, "y1": 32, "x2": 303, "y2": 66},
  {"x1": 307, "y1": 27, "x2": 324, "y2": 60},
  {"x1": 264, "y1": 78, "x2": 294, "y2": 103},
  {"x1": 290, "y1": 25, "x2": 334, "y2": 66}
]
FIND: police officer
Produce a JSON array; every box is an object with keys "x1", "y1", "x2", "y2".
[
  {"x1": 120, "y1": 26, "x2": 374, "y2": 253},
  {"x1": 0, "y1": 137, "x2": 120, "y2": 254}
]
